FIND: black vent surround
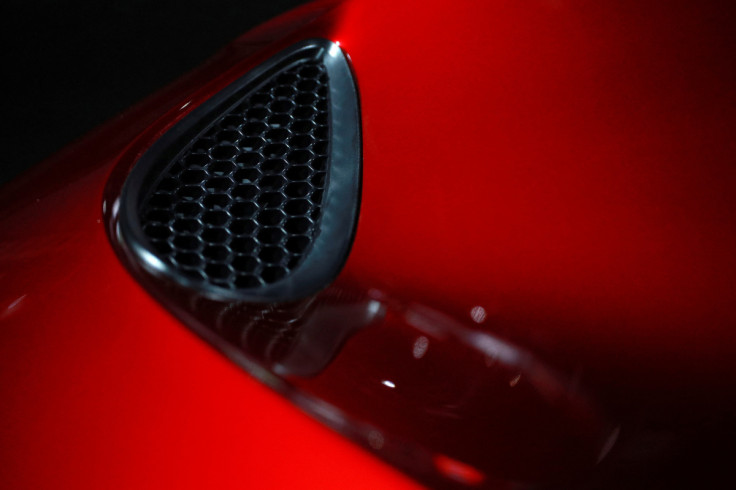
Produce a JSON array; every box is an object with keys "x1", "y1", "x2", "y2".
[{"x1": 117, "y1": 39, "x2": 361, "y2": 302}]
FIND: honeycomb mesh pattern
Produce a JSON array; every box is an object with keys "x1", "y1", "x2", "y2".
[{"x1": 140, "y1": 59, "x2": 330, "y2": 290}]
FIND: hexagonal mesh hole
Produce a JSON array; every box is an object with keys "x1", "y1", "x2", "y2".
[{"x1": 140, "y1": 58, "x2": 330, "y2": 290}]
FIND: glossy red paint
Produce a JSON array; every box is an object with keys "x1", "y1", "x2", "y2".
[{"x1": 2, "y1": 0, "x2": 735, "y2": 488}]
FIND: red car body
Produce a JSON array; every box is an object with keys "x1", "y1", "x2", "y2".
[{"x1": 1, "y1": 0, "x2": 735, "y2": 488}]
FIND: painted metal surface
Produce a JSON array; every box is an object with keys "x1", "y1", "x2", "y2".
[{"x1": 2, "y1": 0, "x2": 735, "y2": 488}]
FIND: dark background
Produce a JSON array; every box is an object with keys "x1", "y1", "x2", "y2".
[{"x1": 4, "y1": 0, "x2": 306, "y2": 186}]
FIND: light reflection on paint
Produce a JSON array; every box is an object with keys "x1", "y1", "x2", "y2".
[
  {"x1": 470, "y1": 305, "x2": 487, "y2": 323},
  {"x1": 597, "y1": 426, "x2": 621, "y2": 464},
  {"x1": 368, "y1": 429, "x2": 384, "y2": 450},
  {"x1": 366, "y1": 299, "x2": 382, "y2": 316},
  {"x1": 434, "y1": 454, "x2": 486, "y2": 486},
  {"x1": 412, "y1": 336, "x2": 429, "y2": 359},
  {"x1": 1, "y1": 294, "x2": 27, "y2": 320}
]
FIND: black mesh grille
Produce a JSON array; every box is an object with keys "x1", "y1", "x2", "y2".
[
  {"x1": 141, "y1": 59, "x2": 330, "y2": 289},
  {"x1": 117, "y1": 39, "x2": 360, "y2": 302}
]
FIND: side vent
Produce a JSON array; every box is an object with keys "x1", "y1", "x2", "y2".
[{"x1": 117, "y1": 39, "x2": 361, "y2": 302}]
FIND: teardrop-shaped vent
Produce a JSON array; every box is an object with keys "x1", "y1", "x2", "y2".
[{"x1": 117, "y1": 39, "x2": 361, "y2": 302}]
